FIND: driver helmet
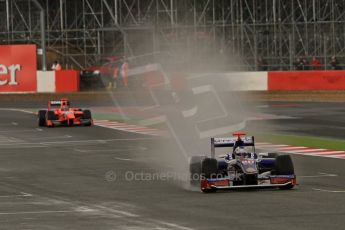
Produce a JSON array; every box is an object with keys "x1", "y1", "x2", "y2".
[
  {"x1": 235, "y1": 146, "x2": 246, "y2": 156},
  {"x1": 61, "y1": 101, "x2": 69, "y2": 111}
]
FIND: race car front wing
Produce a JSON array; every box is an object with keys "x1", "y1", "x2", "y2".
[
  {"x1": 201, "y1": 175, "x2": 297, "y2": 191},
  {"x1": 47, "y1": 119, "x2": 93, "y2": 126}
]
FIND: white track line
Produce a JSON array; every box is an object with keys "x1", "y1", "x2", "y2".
[
  {"x1": 95, "y1": 120, "x2": 162, "y2": 136},
  {"x1": 97, "y1": 126, "x2": 160, "y2": 135},
  {"x1": 313, "y1": 188, "x2": 345, "y2": 193},
  {"x1": 115, "y1": 157, "x2": 132, "y2": 161},
  {"x1": 107, "y1": 126, "x2": 157, "y2": 131},
  {"x1": 156, "y1": 221, "x2": 195, "y2": 230},
  {"x1": 0, "y1": 192, "x2": 32, "y2": 198},
  {"x1": 0, "y1": 209, "x2": 93, "y2": 215},
  {"x1": 300, "y1": 173, "x2": 338, "y2": 178},
  {"x1": 39, "y1": 137, "x2": 156, "y2": 145}
]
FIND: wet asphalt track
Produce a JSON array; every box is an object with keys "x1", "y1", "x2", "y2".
[
  {"x1": 0, "y1": 103, "x2": 344, "y2": 230},
  {"x1": 253, "y1": 102, "x2": 345, "y2": 139}
]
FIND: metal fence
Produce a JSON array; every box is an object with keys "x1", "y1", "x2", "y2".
[{"x1": 2, "y1": 0, "x2": 345, "y2": 71}]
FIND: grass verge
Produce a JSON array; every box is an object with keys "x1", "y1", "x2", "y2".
[{"x1": 256, "y1": 133, "x2": 345, "y2": 151}]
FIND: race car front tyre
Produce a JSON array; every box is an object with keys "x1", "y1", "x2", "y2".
[
  {"x1": 273, "y1": 155, "x2": 295, "y2": 189},
  {"x1": 201, "y1": 158, "x2": 218, "y2": 179},
  {"x1": 273, "y1": 155, "x2": 294, "y2": 175},
  {"x1": 38, "y1": 110, "x2": 47, "y2": 127},
  {"x1": 46, "y1": 111, "x2": 57, "y2": 127},
  {"x1": 189, "y1": 156, "x2": 205, "y2": 185}
]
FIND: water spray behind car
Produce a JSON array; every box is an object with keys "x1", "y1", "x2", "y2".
[{"x1": 108, "y1": 59, "x2": 272, "y2": 190}]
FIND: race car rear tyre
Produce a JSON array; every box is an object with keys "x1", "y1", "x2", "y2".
[
  {"x1": 189, "y1": 156, "x2": 205, "y2": 185},
  {"x1": 38, "y1": 110, "x2": 46, "y2": 127},
  {"x1": 83, "y1": 110, "x2": 92, "y2": 119},
  {"x1": 201, "y1": 158, "x2": 218, "y2": 179}
]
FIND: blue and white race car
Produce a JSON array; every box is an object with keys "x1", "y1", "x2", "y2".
[{"x1": 189, "y1": 133, "x2": 297, "y2": 193}]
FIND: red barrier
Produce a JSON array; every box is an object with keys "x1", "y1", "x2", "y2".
[
  {"x1": 0, "y1": 44, "x2": 37, "y2": 92},
  {"x1": 268, "y1": 71, "x2": 345, "y2": 90},
  {"x1": 55, "y1": 70, "x2": 80, "y2": 92}
]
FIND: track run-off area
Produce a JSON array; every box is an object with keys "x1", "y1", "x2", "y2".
[{"x1": 0, "y1": 102, "x2": 344, "y2": 230}]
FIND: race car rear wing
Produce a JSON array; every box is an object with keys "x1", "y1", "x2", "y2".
[
  {"x1": 49, "y1": 100, "x2": 62, "y2": 106},
  {"x1": 48, "y1": 99, "x2": 70, "y2": 110},
  {"x1": 210, "y1": 136, "x2": 255, "y2": 158}
]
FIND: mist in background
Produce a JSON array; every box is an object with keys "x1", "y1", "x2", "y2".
[{"x1": 103, "y1": 32, "x2": 270, "y2": 190}]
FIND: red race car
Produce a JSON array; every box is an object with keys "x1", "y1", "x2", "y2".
[{"x1": 38, "y1": 98, "x2": 93, "y2": 127}]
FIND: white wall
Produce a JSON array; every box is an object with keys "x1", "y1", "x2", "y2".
[
  {"x1": 37, "y1": 71, "x2": 55, "y2": 92},
  {"x1": 223, "y1": 72, "x2": 268, "y2": 91},
  {"x1": 188, "y1": 72, "x2": 268, "y2": 91}
]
